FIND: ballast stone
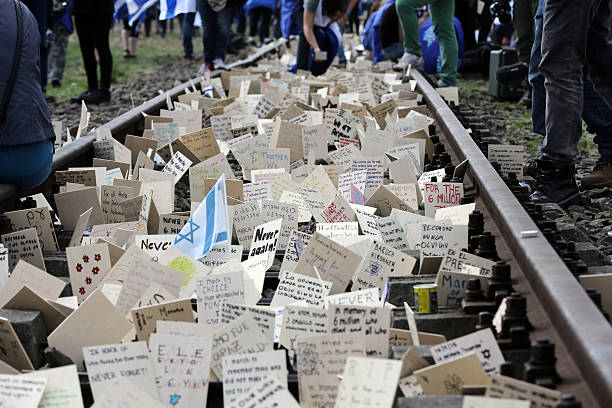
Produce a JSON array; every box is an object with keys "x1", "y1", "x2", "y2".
[{"x1": 0, "y1": 309, "x2": 47, "y2": 369}]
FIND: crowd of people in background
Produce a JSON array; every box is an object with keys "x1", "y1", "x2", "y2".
[{"x1": 1, "y1": 0, "x2": 612, "y2": 198}]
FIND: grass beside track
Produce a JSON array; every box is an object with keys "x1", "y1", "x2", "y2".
[{"x1": 47, "y1": 27, "x2": 203, "y2": 102}]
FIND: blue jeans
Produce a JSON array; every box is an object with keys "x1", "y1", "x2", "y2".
[
  {"x1": 181, "y1": 12, "x2": 196, "y2": 56},
  {"x1": 197, "y1": 0, "x2": 232, "y2": 63},
  {"x1": 530, "y1": 0, "x2": 612, "y2": 161},
  {"x1": 0, "y1": 140, "x2": 53, "y2": 188}
]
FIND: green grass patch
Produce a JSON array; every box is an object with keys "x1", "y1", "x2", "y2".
[{"x1": 47, "y1": 29, "x2": 202, "y2": 101}]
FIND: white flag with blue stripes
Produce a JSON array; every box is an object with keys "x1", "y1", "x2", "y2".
[
  {"x1": 172, "y1": 174, "x2": 231, "y2": 260},
  {"x1": 160, "y1": 0, "x2": 197, "y2": 20}
]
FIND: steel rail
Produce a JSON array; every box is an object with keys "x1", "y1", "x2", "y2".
[
  {"x1": 0, "y1": 39, "x2": 287, "y2": 211},
  {"x1": 411, "y1": 69, "x2": 612, "y2": 407}
]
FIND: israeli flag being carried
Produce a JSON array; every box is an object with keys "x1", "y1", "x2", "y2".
[
  {"x1": 160, "y1": 0, "x2": 197, "y2": 20},
  {"x1": 172, "y1": 174, "x2": 231, "y2": 260}
]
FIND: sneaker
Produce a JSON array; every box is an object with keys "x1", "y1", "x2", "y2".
[
  {"x1": 393, "y1": 52, "x2": 423, "y2": 71},
  {"x1": 437, "y1": 79, "x2": 454, "y2": 88},
  {"x1": 183, "y1": 52, "x2": 194, "y2": 60},
  {"x1": 70, "y1": 89, "x2": 94, "y2": 104},
  {"x1": 581, "y1": 154, "x2": 612, "y2": 188},
  {"x1": 51, "y1": 79, "x2": 61, "y2": 88},
  {"x1": 213, "y1": 58, "x2": 228, "y2": 70},
  {"x1": 530, "y1": 159, "x2": 582, "y2": 205},
  {"x1": 523, "y1": 159, "x2": 538, "y2": 179},
  {"x1": 198, "y1": 62, "x2": 214, "y2": 75},
  {"x1": 82, "y1": 88, "x2": 110, "y2": 105}
]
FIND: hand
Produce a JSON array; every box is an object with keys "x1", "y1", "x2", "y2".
[
  {"x1": 337, "y1": 14, "x2": 348, "y2": 26},
  {"x1": 45, "y1": 29, "x2": 56, "y2": 48}
]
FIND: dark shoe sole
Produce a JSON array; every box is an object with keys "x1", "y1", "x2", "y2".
[{"x1": 580, "y1": 179, "x2": 612, "y2": 189}]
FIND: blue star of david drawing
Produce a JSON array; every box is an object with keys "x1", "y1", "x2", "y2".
[
  {"x1": 174, "y1": 218, "x2": 200, "y2": 245},
  {"x1": 365, "y1": 260, "x2": 381, "y2": 277},
  {"x1": 169, "y1": 394, "x2": 181, "y2": 406}
]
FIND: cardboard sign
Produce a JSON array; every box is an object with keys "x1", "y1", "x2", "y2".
[
  {"x1": 131, "y1": 298, "x2": 195, "y2": 342},
  {"x1": 248, "y1": 218, "x2": 282, "y2": 265},
  {"x1": 279, "y1": 230, "x2": 311, "y2": 272},
  {"x1": 162, "y1": 151, "x2": 193, "y2": 184},
  {"x1": 228, "y1": 375, "x2": 299, "y2": 408},
  {"x1": 422, "y1": 182, "x2": 464, "y2": 218},
  {"x1": 5, "y1": 207, "x2": 59, "y2": 252},
  {"x1": 83, "y1": 342, "x2": 156, "y2": 401},
  {"x1": 23, "y1": 365, "x2": 84, "y2": 408},
  {"x1": 149, "y1": 333, "x2": 212, "y2": 407},
  {"x1": 414, "y1": 353, "x2": 488, "y2": 395},
  {"x1": 377, "y1": 215, "x2": 411, "y2": 252},
  {"x1": 1, "y1": 227, "x2": 44, "y2": 274},
  {"x1": 211, "y1": 314, "x2": 271, "y2": 380},
  {"x1": 351, "y1": 157, "x2": 384, "y2": 197},
  {"x1": 335, "y1": 357, "x2": 402, "y2": 408},
  {"x1": 296, "y1": 333, "x2": 366, "y2": 408},
  {"x1": 324, "y1": 287, "x2": 380, "y2": 308},
  {"x1": 90, "y1": 378, "x2": 165, "y2": 407},
  {"x1": 219, "y1": 302, "x2": 276, "y2": 343},
  {"x1": 279, "y1": 305, "x2": 328, "y2": 365},
  {"x1": 196, "y1": 271, "x2": 246, "y2": 325},
  {"x1": 115, "y1": 254, "x2": 184, "y2": 315},
  {"x1": 420, "y1": 223, "x2": 468, "y2": 258},
  {"x1": 260, "y1": 200, "x2": 298, "y2": 250},
  {"x1": 232, "y1": 201, "x2": 265, "y2": 250},
  {"x1": 439, "y1": 248, "x2": 495, "y2": 277},
  {"x1": 435, "y1": 270, "x2": 489, "y2": 308},
  {"x1": 2, "y1": 286, "x2": 66, "y2": 333},
  {"x1": 431, "y1": 329, "x2": 504, "y2": 375},
  {"x1": 274, "y1": 120, "x2": 304, "y2": 162},
  {"x1": 279, "y1": 190, "x2": 312, "y2": 223},
  {"x1": 158, "y1": 213, "x2": 189, "y2": 235},
  {"x1": 180, "y1": 128, "x2": 221, "y2": 161},
  {"x1": 270, "y1": 271, "x2": 332, "y2": 308},
  {"x1": 0, "y1": 260, "x2": 64, "y2": 306},
  {"x1": 488, "y1": 144, "x2": 525, "y2": 180},
  {"x1": 485, "y1": 375, "x2": 561, "y2": 407},
  {"x1": 316, "y1": 222, "x2": 359, "y2": 239},
  {"x1": 48, "y1": 290, "x2": 133, "y2": 368},
  {"x1": 294, "y1": 232, "x2": 363, "y2": 295},
  {"x1": 66, "y1": 243, "x2": 112, "y2": 304},
  {"x1": 222, "y1": 350, "x2": 288, "y2": 405},
  {"x1": 353, "y1": 242, "x2": 410, "y2": 293},
  {"x1": 0, "y1": 317, "x2": 33, "y2": 370},
  {"x1": 0, "y1": 374, "x2": 47, "y2": 408},
  {"x1": 328, "y1": 305, "x2": 390, "y2": 357},
  {"x1": 201, "y1": 245, "x2": 242, "y2": 269},
  {"x1": 463, "y1": 396, "x2": 530, "y2": 408}
]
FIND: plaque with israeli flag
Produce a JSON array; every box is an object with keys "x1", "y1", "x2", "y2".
[{"x1": 172, "y1": 174, "x2": 231, "y2": 260}]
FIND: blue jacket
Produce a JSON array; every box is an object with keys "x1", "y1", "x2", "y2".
[
  {"x1": 361, "y1": 0, "x2": 394, "y2": 64},
  {"x1": 54, "y1": 2, "x2": 74, "y2": 33},
  {"x1": 420, "y1": 16, "x2": 464, "y2": 75},
  {"x1": 244, "y1": 0, "x2": 277, "y2": 13},
  {"x1": 0, "y1": 0, "x2": 55, "y2": 147}
]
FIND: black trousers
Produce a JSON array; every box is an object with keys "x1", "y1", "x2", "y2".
[
  {"x1": 74, "y1": 13, "x2": 113, "y2": 91},
  {"x1": 540, "y1": 0, "x2": 612, "y2": 162},
  {"x1": 249, "y1": 7, "x2": 272, "y2": 40}
]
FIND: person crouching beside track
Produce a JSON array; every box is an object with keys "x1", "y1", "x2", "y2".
[{"x1": 0, "y1": 0, "x2": 55, "y2": 188}]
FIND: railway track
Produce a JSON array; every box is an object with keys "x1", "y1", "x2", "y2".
[{"x1": 0, "y1": 39, "x2": 610, "y2": 407}]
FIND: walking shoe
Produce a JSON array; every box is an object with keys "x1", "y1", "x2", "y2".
[
  {"x1": 581, "y1": 154, "x2": 612, "y2": 188},
  {"x1": 198, "y1": 62, "x2": 214, "y2": 74},
  {"x1": 523, "y1": 159, "x2": 538, "y2": 179},
  {"x1": 213, "y1": 58, "x2": 228, "y2": 70},
  {"x1": 393, "y1": 52, "x2": 423, "y2": 71},
  {"x1": 437, "y1": 79, "x2": 454, "y2": 88},
  {"x1": 51, "y1": 79, "x2": 61, "y2": 88},
  {"x1": 70, "y1": 89, "x2": 94, "y2": 104},
  {"x1": 82, "y1": 88, "x2": 110, "y2": 105},
  {"x1": 531, "y1": 159, "x2": 582, "y2": 205}
]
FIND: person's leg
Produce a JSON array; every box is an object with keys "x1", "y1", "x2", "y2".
[
  {"x1": 74, "y1": 14, "x2": 99, "y2": 91},
  {"x1": 395, "y1": 0, "x2": 425, "y2": 56},
  {"x1": 529, "y1": 0, "x2": 545, "y2": 135},
  {"x1": 182, "y1": 12, "x2": 196, "y2": 56},
  {"x1": 513, "y1": 0, "x2": 536, "y2": 63},
  {"x1": 0, "y1": 140, "x2": 53, "y2": 188},
  {"x1": 455, "y1": 0, "x2": 476, "y2": 51},
  {"x1": 48, "y1": 25, "x2": 69, "y2": 83},
  {"x1": 429, "y1": 0, "x2": 459, "y2": 86},
  {"x1": 93, "y1": 13, "x2": 114, "y2": 91},
  {"x1": 249, "y1": 8, "x2": 260, "y2": 38},
  {"x1": 586, "y1": 0, "x2": 612, "y2": 109},
  {"x1": 294, "y1": 8, "x2": 312, "y2": 71},
  {"x1": 129, "y1": 24, "x2": 139, "y2": 55},
  {"x1": 539, "y1": 0, "x2": 590, "y2": 164},
  {"x1": 214, "y1": 7, "x2": 233, "y2": 62},
  {"x1": 197, "y1": 0, "x2": 216, "y2": 63},
  {"x1": 260, "y1": 8, "x2": 271, "y2": 40},
  {"x1": 337, "y1": 26, "x2": 347, "y2": 64}
]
